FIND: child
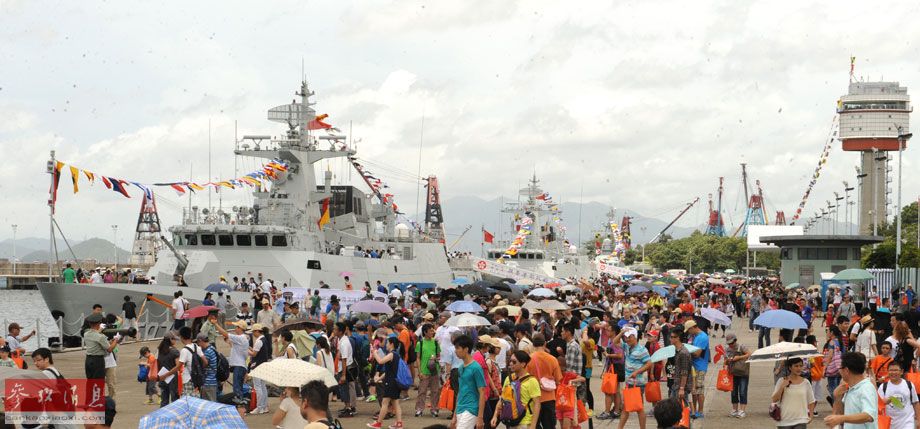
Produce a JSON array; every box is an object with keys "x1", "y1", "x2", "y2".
[
  {"x1": 870, "y1": 341, "x2": 894, "y2": 384},
  {"x1": 139, "y1": 346, "x2": 159, "y2": 405},
  {"x1": 556, "y1": 356, "x2": 586, "y2": 429},
  {"x1": 0, "y1": 346, "x2": 16, "y2": 368}
]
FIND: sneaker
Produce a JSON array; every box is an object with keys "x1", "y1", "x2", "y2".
[
  {"x1": 365, "y1": 395, "x2": 377, "y2": 402},
  {"x1": 596, "y1": 412, "x2": 611, "y2": 420},
  {"x1": 415, "y1": 410, "x2": 423, "y2": 417},
  {"x1": 367, "y1": 422, "x2": 382, "y2": 429},
  {"x1": 813, "y1": 410, "x2": 819, "y2": 417},
  {"x1": 729, "y1": 410, "x2": 739, "y2": 417},
  {"x1": 697, "y1": 413, "x2": 704, "y2": 419},
  {"x1": 737, "y1": 411, "x2": 746, "y2": 418},
  {"x1": 388, "y1": 422, "x2": 404, "y2": 429},
  {"x1": 338, "y1": 408, "x2": 356, "y2": 418},
  {"x1": 431, "y1": 410, "x2": 439, "y2": 418}
]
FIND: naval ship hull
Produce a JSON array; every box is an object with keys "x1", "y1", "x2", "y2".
[{"x1": 37, "y1": 282, "x2": 251, "y2": 338}]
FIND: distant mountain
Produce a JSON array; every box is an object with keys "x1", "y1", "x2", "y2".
[
  {"x1": 19, "y1": 238, "x2": 131, "y2": 263},
  {"x1": 432, "y1": 196, "x2": 700, "y2": 253},
  {"x1": 0, "y1": 238, "x2": 49, "y2": 260}
]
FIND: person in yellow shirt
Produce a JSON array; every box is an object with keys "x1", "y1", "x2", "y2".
[{"x1": 492, "y1": 350, "x2": 541, "y2": 429}]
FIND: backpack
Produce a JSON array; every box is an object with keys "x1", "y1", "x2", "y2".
[
  {"x1": 407, "y1": 332, "x2": 418, "y2": 364},
  {"x1": 184, "y1": 345, "x2": 206, "y2": 389},
  {"x1": 396, "y1": 357, "x2": 414, "y2": 390},
  {"x1": 137, "y1": 364, "x2": 149, "y2": 383},
  {"x1": 499, "y1": 375, "x2": 534, "y2": 427},
  {"x1": 882, "y1": 379, "x2": 915, "y2": 401},
  {"x1": 353, "y1": 335, "x2": 369, "y2": 368},
  {"x1": 215, "y1": 349, "x2": 231, "y2": 383},
  {"x1": 315, "y1": 418, "x2": 343, "y2": 429}
]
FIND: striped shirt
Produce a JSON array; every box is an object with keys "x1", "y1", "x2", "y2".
[{"x1": 202, "y1": 345, "x2": 218, "y2": 386}]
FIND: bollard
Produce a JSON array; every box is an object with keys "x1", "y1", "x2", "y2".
[
  {"x1": 35, "y1": 317, "x2": 40, "y2": 350},
  {"x1": 57, "y1": 317, "x2": 64, "y2": 352},
  {"x1": 80, "y1": 313, "x2": 86, "y2": 350}
]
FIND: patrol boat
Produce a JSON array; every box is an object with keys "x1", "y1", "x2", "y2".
[{"x1": 38, "y1": 79, "x2": 453, "y2": 338}]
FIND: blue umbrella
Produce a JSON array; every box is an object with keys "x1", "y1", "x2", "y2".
[
  {"x1": 446, "y1": 301, "x2": 484, "y2": 313},
  {"x1": 626, "y1": 285, "x2": 650, "y2": 295},
  {"x1": 349, "y1": 299, "x2": 394, "y2": 315},
  {"x1": 753, "y1": 309, "x2": 807, "y2": 329},
  {"x1": 139, "y1": 396, "x2": 247, "y2": 429},
  {"x1": 451, "y1": 277, "x2": 472, "y2": 285},
  {"x1": 205, "y1": 283, "x2": 230, "y2": 293},
  {"x1": 651, "y1": 286, "x2": 670, "y2": 297}
]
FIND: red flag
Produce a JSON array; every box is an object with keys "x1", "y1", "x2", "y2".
[
  {"x1": 308, "y1": 113, "x2": 332, "y2": 130},
  {"x1": 317, "y1": 198, "x2": 331, "y2": 229},
  {"x1": 483, "y1": 229, "x2": 495, "y2": 244}
]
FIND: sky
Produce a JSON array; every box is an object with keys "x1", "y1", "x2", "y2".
[{"x1": 2, "y1": 0, "x2": 920, "y2": 248}]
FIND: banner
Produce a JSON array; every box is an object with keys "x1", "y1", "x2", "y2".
[
  {"x1": 790, "y1": 116, "x2": 838, "y2": 224},
  {"x1": 471, "y1": 257, "x2": 560, "y2": 284},
  {"x1": 49, "y1": 158, "x2": 289, "y2": 202},
  {"x1": 595, "y1": 258, "x2": 641, "y2": 276}
]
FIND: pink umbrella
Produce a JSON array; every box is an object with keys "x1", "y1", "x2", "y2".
[
  {"x1": 339, "y1": 271, "x2": 354, "y2": 277},
  {"x1": 181, "y1": 305, "x2": 218, "y2": 320}
]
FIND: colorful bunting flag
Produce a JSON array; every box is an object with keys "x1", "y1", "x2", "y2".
[{"x1": 69, "y1": 166, "x2": 80, "y2": 194}]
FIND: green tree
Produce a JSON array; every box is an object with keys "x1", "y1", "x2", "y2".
[{"x1": 862, "y1": 201, "x2": 920, "y2": 268}]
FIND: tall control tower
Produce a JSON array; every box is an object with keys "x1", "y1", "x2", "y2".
[{"x1": 838, "y1": 81, "x2": 910, "y2": 234}]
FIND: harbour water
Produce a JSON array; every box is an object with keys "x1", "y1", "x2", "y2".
[{"x1": 0, "y1": 290, "x2": 59, "y2": 349}]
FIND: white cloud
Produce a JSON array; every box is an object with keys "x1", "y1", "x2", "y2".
[{"x1": 2, "y1": 0, "x2": 920, "y2": 247}]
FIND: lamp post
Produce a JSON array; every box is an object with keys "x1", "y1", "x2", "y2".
[
  {"x1": 873, "y1": 149, "x2": 888, "y2": 238},
  {"x1": 856, "y1": 167, "x2": 867, "y2": 234},
  {"x1": 111, "y1": 225, "x2": 118, "y2": 270},
  {"x1": 895, "y1": 129, "x2": 912, "y2": 289},
  {"x1": 843, "y1": 181, "x2": 854, "y2": 234},
  {"x1": 640, "y1": 226, "x2": 647, "y2": 262},
  {"x1": 11, "y1": 224, "x2": 17, "y2": 275}
]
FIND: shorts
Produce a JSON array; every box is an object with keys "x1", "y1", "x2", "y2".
[
  {"x1": 145, "y1": 380, "x2": 158, "y2": 395},
  {"x1": 456, "y1": 411, "x2": 478, "y2": 429},
  {"x1": 556, "y1": 407, "x2": 575, "y2": 420},
  {"x1": 614, "y1": 363, "x2": 625, "y2": 384},
  {"x1": 692, "y1": 370, "x2": 706, "y2": 395}
]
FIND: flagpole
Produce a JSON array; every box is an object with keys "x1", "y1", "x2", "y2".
[
  {"x1": 481, "y1": 225, "x2": 484, "y2": 258},
  {"x1": 47, "y1": 150, "x2": 56, "y2": 282}
]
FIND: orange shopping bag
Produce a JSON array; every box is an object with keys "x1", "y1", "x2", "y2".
[
  {"x1": 623, "y1": 386, "x2": 644, "y2": 413},
  {"x1": 645, "y1": 381, "x2": 662, "y2": 403},
  {"x1": 438, "y1": 382, "x2": 455, "y2": 411},
  {"x1": 905, "y1": 371, "x2": 920, "y2": 388},
  {"x1": 556, "y1": 383, "x2": 576, "y2": 412},
  {"x1": 679, "y1": 400, "x2": 691, "y2": 428},
  {"x1": 577, "y1": 400, "x2": 589, "y2": 424},
  {"x1": 716, "y1": 367, "x2": 733, "y2": 392},
  {"x1": 601, "y1": 370, "x2": 618, "y2": 394}
]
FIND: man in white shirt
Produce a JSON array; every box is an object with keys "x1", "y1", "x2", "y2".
[
  {"x1": 260, "y1": 279, "x2": 273, "y2": 295},
  {"x1": 171, "y1": 291, "x2": 186, "y2": 330},
  {"x1": 177, "y1": 326, "x2": 205, "y2": 397},
  {"x1": 214, "y1": 320, "x2": 251, "y2": 401},
  {"x1": 434, "y1": 312, "x2": 459, "y2": 370},
  {"x1": 91, "y1": 269, "x2": 102, "y2": 284},
  {"x1": 334, "y1": 322, "x2": 357, "y2": 417}
]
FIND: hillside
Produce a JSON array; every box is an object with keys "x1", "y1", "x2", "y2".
[{"x1": 19, "y1": 238, "x2": 131, "y2": 264}]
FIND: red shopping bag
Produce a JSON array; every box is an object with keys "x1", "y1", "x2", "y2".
[
  {"x1": 438, "y1": 382, "x2": 455, "y2": 411},
  {"x1": 577, "y1": 400, "x2": 589, "y2": 424},
  {"x1": 623, "y1": 386, "x2": 644, "y2": 413},
  {"x1": 645, "y1": 381, "x2": 662, "y2": 403},
  {"x1": 556, "y1": 383, "x2": 576, "y2": 412},
  {"x1": 601, "y1": 370, "x2": 618, "y2": 394},
  {"x1": 716, "y1": 367, "x2": 733, "y2": 392},
  {"x1": 679, "y1": 400, "x2": 691, "y2": 428}
]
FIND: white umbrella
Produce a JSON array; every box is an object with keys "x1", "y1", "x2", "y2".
[
  {"x1": 521, "y1": 299, "x2": 541, "y2": 310},
  {"x1": 249, "y1": 358, "x2": 337, "y2": 387},
  {"x1": 558, "y1": 285, "x2": 581, "y2": 294},
  {"x1": 747, "y1": 342, "x2": 822, "y2": 364},
  {"x1": 528, "y1": 288, "x2": 555, "y2": 298},
  {"x1": 700, "y1": 308, "x2": 732, "y2": 326},
  {"x1": 535, "y1": 300, "x2": 570, "y2": 311},
  {"x1": 444, "y1": 313, "x2": 491, "y2": 328}
]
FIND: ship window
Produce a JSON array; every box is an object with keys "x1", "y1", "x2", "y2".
[
  {"x1": 236, "y1": 235, "x2": 252, "y2": 246},
  {"x1": 307, "y1": 260, "x2": 321, "y2": 270},
  {"x1": 537, "y1": 253, "x2": 544, "y2": 260},
  {"x1": 218, "y1": 234, "x2": 233, "y2": 246},
  {"x1": 271, "y1": 235, "x2": 287, "y2": 247},
  {"x1": 184, "y1": 234, "x2": 197, "y2": 245},
  {"x1": 173, "y1": 234, "x2": 184, "y2": 246},
  {"x1": 254, "y1": 235, "x2": 268, "y2": 247},
  {"x1": 201, "y1": 234, "x2": 216, "y2": 246}
]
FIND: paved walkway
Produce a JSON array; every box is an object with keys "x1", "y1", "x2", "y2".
[{"x1": 36, "y1": 314, "x2": 829, "y2": 428}]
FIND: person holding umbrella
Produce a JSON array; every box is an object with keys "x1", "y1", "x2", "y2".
[{"x1": 724, "y1": 333, "x2": 752, "y2": 418}]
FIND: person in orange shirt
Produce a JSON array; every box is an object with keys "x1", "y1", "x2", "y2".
[
  {"x1": 678, "y1": 296, "x2": 694, "y2": 317},
  {"x1": 526, "y1": 333, "x2": 562, "y2": 429},
  {"x1": 870, "y1": 341, "x2": 894, "y2": 384},
  {"x1": 395, "y1": 319, "x2": 412, "y2": 400}
]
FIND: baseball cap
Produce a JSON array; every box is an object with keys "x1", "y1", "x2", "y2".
[
  {"x1": 623, "y1": 327, "x2": 639, "y2": 338},
  {"x1": 250, "y1": 323, "x2": 265, "y2": 332},
  {"x1": 726, "y1": 333, "x2": 738, "y2": 344},
  {"x1": 683, "y1": 320, "x2": 697, "y2": 330},
  {"x1": 231, "y1": 320, "x2": 249, "y2": 330},
  {"x1": 422, "y1": 313, "x2": 434, "y2": 320}
]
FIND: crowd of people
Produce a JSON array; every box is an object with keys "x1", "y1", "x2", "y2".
[{"x1": 53, "y1": 270, "x2": 920, "y2": 428}]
